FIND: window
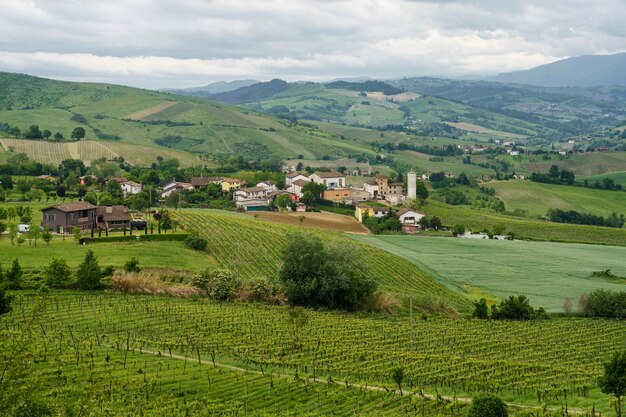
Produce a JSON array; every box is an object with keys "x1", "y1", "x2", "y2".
[
  {"x1": 44, "y1": 214, "x2": 49, "y2": 221},
  {"x1": 70, "y1": 214, "x2": 75, "y2": 221}
]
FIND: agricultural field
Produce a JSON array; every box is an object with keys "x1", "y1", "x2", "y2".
[
  {"x1": 173, "y1": 209, "x2": 471, "y2": 308},
  {"x1": 521, "y1": 152, "x2": 626, "y2": 176},
  {"x1": 3, "y1": 293, "x2": 625, "y2": 415},
  {"x1": 351, "y1": 235, "x2": 626, "y2": 311},
  {"x1": 0, "y1": 236, "x2": 217, "y2": 273},
  {"x1": 489, "y1": 180, "x2": 626, "y2": 217},
  {"x1": 244, "y1": 211, "x2": 368, "y2": 234},
  {"x1": 394, "y1": 150, "x2": 493, "y2": 176},
  {"x1": 581, "y1": 171, "x2": 626, "y2": 186},
  {"x1": 420, "y1": 200, "x2": 626, "y2": 246}
]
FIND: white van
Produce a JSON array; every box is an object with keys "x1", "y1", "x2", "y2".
[{"x1": 18, "y1": 224, "x2": 30, "y2": 233}]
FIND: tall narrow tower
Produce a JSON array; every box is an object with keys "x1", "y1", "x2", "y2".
[{"x1": 407, "y1": 169, "x2": 416, "y2": 198}]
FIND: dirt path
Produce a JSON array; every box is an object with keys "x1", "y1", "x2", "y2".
[{"x1": 118, "y1": 345, "x2": 585, "y2": 415}]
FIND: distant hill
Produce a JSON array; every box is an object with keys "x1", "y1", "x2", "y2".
[
  {"x1": 162, "y1": 79, "x2": 259, "y2": 95},
  {"x1": 492, "y1": 53, "x2": 626, "y2": 87},
  {"x1": 208, "y1": 79, "x2": 289, "y2": 104}
]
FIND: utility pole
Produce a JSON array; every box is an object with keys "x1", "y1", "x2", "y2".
[{"x1": 410, "y1": 295, "x2": 413, "y2": 351}]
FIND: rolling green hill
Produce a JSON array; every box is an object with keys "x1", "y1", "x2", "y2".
[{"x1": 490, "y1": 180, "x2": 626, "y2": 217}]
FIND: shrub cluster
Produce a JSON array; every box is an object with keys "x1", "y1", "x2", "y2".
[
  {"x1": 580, "y1": 289, "x2": 626, "y2": 318},
  {"x1": 547, "y1": 208, "x2": 625, "y2": 228},
  {"x1": 473, "y1": 295, "x2": 549, "y2": 320}
]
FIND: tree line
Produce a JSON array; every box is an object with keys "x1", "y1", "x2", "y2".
[{"x1": 547, "y1": 208, "x2": 625, "y2": 228}]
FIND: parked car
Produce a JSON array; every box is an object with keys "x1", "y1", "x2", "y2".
[{"x1": 18, "y1": 224, "x2": 30, "y2": 233}]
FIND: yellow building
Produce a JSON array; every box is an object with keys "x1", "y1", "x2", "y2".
[
  {"x1": 355, "y1": 204, "x2": 374, "y2": 223},
  {"x1": 221, "y1": 178, "x2": 244, "y2": 193}
]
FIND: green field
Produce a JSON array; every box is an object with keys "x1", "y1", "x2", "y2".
[
  {"x1": 351, "y1": 235, "x2": 626, "y2": 311},
  {"x1": 3, "y1": 292, "x2": 624, "y2": 416},
  {"x1": 581, "y1": 171, "x2": 626, "y2": 186},
  {"x1": 521, "y1": 152, "x2": 626, "y2": 176},
  {"x1": 0, "y1": 237, "x2": 218, "y2": 273},
  {"x1": 490, "y1": 180, "x2": 626, "y2": 217},
  {"x1": 421, "y1": 200, "x2": 626, "y2": 246}
]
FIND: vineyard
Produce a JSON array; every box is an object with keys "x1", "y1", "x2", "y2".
[
  {"x1": 174, "y1": 209, "x2": 471, "y2": 309},
  {"x1": 2, "y1": 293, "x2": 624, "y2": 415}
]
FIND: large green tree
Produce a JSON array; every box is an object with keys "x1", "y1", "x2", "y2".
[
  {"x1": 279, "y1": 232, "x2": 377, "y2": 310},
  {"x1": 71, "y1": 127, "x2": 86, "y2": 140},
  {"x1": 599, "y1": 351, "x2": 626, "y2": 417},
  {"x1": 75, "y1": 250, "x2": 102, "y2": 290}
]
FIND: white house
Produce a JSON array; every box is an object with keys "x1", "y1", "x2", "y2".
[
  {"x1": 121, "y1": 180, "x2": 142, "y2": 196},
  {"x1": 233, "y1": 186, "x2": 268, "y2": 201},
  {"x1": 289, "y1": 179, "x2": 310, "y2": 197},
  {"x1": 397, "y1": 209, "x2": 425, "y2": 225},
  {"x1": 363, "y1": 179, "x2": 379, "y2": 198},
  {"x1": 310, "y1": 172, "x2": 346, "y2": 188},
  {"x1": 256, "y1": 181, "x2": 277, "y2": 192},
  {"x1": 285, "y1": 172, "x2": 310, "y2": 187},
  {"x1": 507, "y1": 150, "x2": 520, "y2": 156},
  {"x1": 161, "y1": 181, "x2": 193, "y2": 198}
]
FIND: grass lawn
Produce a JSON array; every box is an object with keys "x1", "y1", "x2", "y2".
[
  {"x1": 350, "y1": 234, "x2": 626, "y2": 311},
  {"x1": 0, "y1": 237, "x2": 217, "y2": 272},
  {"x1": 490, "y1": 179, "x2": 626, "y2": 217}
]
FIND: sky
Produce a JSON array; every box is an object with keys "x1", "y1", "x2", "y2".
[{"x1": 0, "y1": 0, "x2": 625, "y2": 89}]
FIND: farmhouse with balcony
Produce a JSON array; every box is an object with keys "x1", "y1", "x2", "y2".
[
  {"x1": 96, "y1": 205, "x2": 133, "y2": 231},
  {"x1": 41, "y1": 201, "x2": 97, "y2": 233},
  {"x1": 397, "y1": 208, "x2": 425, "y2": 234},
  {"x1": 310, "y1": 172, "x2": 346, "y2": 188}
]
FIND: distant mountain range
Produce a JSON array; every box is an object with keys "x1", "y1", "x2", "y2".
[
  {"x1": 162, "y1": 79, "x2": 259, "y2": 95},
  {"x1": 491, "y1": 53, "x2": 626, "y2": 87}
]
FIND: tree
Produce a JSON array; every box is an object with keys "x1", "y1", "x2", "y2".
[
  {"x1": 275, "y1": 194, "x2": 294, "y2": 212},
  {"x1": 42, "y1": 129, "x2": 51, "y2": 140},
  {"x1": 0, "y1": 287, "x2": 13, "y2": 317},
  {"x1": 72, "y1": 226, "x2": 83, "y2": 244},
  {"x1": 429, "y1": 216, "x2": 442, "y2": 230},
  {"x1": 301, "y1": 182, "x2": 325, "y2": 201},
  {"x1": 184, "y1": 233, "x2": 207, "y2": 250},
  {"x1": 44, "y1": 258, "x2": 72, "y2": 288},
  {"x1": 598, "y1": 351, "x2": 626, "y2": 417},
  {"x1": 415, "y1": 180, "x2": 429, "y2": 200},
  {"x1": 472, "y1": 298, "x2": 489, "y2": 319},
  {"x1": 5, "y1": 259, "x2": 23, "y2": 290},
  {"x1": 468, "y1": 395, "x2": 508, "y2": 417},
  {"x1": 71, "y1": 127, "x2": 86, "y2": 140},
  {"x1": 159, "y1": 211, "x2": 172, "y2": 233},
  {"x1": 123, "y1": 257, "x2": 141, "y2": 273},
  {"x1": 279, "y1": 232, "x2": 377, "y2": 309},
  {"x1": 563, "y1": 297, "x2": 572, "y2": 315},
  {"x1": 130, "y1": 195, "x2": 150, "y2": 212},
  {"x1": 287, "y1": 307, "x2": 308, "y2": 344},
  {"x1": 28, "y1": 222, "x2": 41, "y2": 246},
  {"x1": 41, "y1": 228, "x2": 53, "y2": 245},
  {"x1": 0, "y1": 221, "x2": 6, "y2": 237},
  {"x1": 391, "y1": 367, "x2": 405, "y2": 395},
  {"x1": 452, "y1": 224, "x2": 465, "y2": 237},
  {"x1": 76, "y1": 250, "x2": 102, "y2": 290},
  {"x1": 54, "y1": 132, "x2": 63, "y2": 141},
  {"x1": 24, "y1": 125, "x2": 43, "y2": 139}
]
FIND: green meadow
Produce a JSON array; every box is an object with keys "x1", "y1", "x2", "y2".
[{"x1": 351, "y1": 234, "x2": 626, "y2": 311}]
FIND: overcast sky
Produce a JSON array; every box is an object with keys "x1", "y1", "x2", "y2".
[{"x1": 0, "y1": 0, "x2": 625, "y2": 89}]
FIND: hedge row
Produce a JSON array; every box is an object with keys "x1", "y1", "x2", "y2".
[{"x1": 86, "y1": 233, "x2": 189, "y2": 243}]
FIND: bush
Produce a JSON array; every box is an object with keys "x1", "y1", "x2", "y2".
[
  {"x1": 0, "y1": 287, "x2": 13, "y2": 316},
  {"x1": 472, "y1": 298, "x2": 489, "y2": 319},
  {"x1": 44, "y1": 258, "x2": 72, "y2": 288},
  {"x1": 184, "y1": 233, "x2": 208, "y2": 251},
  {"x1": 124, "y1": 257, "x2": 141, "y2": 273},
  {"x1": 490, "y1": 295, "x2": 548, "y2": 320},
  {"x1": 76, "y1": 250, "x2": 103, "y2": 290},
  {"x1": 250, "y1": 277, "x2": 271, "y2": 302},
  {"x1": 210, "y1": 269, "x2": 237, "y2": 301},
  {"x1": 451, "y1": 224, "x2": 465, "y2": 236},
  {"x1": 192, "y1": 268, "x2": 212, "y2": 293},
  {"x1": 3, "y1": 259, "x2": 23, "y2": 290},
  {"x1": 468, "y1": 395, "x2": 508, "y2": 417},
  {"x1": 586, "y1": 289, "x2": 626, "y2": 318}
]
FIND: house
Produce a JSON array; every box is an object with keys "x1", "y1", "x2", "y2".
[
  {"x1": 295, "y1": 203, "x2": 307, "y2": 212},
  {"x1": 397, "y1": 208, "x2": 425, "y2": 234},
  {"x1": 310, "y1": 172, "x2": 346, "y2": 188},
  {"x1": 221, "y1": 178, "x2": 244, "y2": 193},
  {"x1": 355, "y1": 204, "x2": 374, "y2": 223},
  {"x1": 507, "y1": 150, "x2": 520, "y2": 156},
  {"x1": 161, "y1": 181, "x2": 193, "y2": 198},
  {"x1": 420, "y1": 172, "x2": 431, "y2": 181},
  {"x1": 375, "y1": 174, "x2": 389, "y2": 195},
  {"x1": 285, "y1": 172, "x2": 309, "y2": 187},
  {"x1": 256, "y1": 181, "x2": 277, "y2": 193},
  {"x1": 322, "y1": 188, "x2": 351, "y2": 203},
  {"x1": 349, "y1": 189, "x2": 371, "y2": 204},
  {"x1": 267, "y1": 190, "x2": 300, "y2": 203},
  {"x1": 233, "y1": 186, "x2": 268, "y2": 201},
  {"x1": 363, "y1": 179, "x2": 379, "y2": 198},
  {"x1": 513, "y1": 173, "x2": 526, "y2": 180},
  {"x1": 289, "y1": 178, "x2": 310, "y2": 197},
  {"x1": 191, "y1": 176, "x2": 222, "y2": 189},
  {"x1": 120, "y1": 180, "x2": 142, "y2": 196},
  {"x1": 35, "y1": 174, "x2": 57, "y2": 182},
  {"x1": 236, "y1": 199, "x2": 269, "y2": 211},
  {"x1": 41, "y1": 201, "x2": 97, "y2": 233},
  {"x1": 96, "y1": 205, "x2": 132, "y2": 231},
  {"x1": 371, "y1": 207, "x2": 390, "y2": 218}
]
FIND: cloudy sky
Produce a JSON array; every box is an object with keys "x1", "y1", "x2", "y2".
[{"x1": 0, "y1": 0, "x2": 625, "y2": 89}]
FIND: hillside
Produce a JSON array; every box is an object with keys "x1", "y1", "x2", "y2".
[
  {"x1": 492, "y1": 53, "x2": 626, "y2": 87},
  {"x1": 175, "y1": 209, "x2": 472, "y2": 309}
]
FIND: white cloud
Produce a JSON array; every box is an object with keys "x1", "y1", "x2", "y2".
[{"x1": 0, "y1": 0, "x2": 624, "y2": 87}]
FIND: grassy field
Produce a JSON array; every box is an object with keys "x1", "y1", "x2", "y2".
[
  {"x1": 3, "y1": 292, "x2": 624, "y2": 416},
  {"x1": 581, "y1": 171, "x2": 626, "y2": 186},
  {"x1": 422, "y1": 200, "x2": 626, "y2": 246},
  {"x1": 0, "y1": 237, "x2": 218, "y2": 273},
  {"x1": 521, "y1": 151, "x2": 626, "y2": 176},
  {"x1": 351, "y1": 235, "x2": 626, "y2": 311},
  {"x1": 490, "y1": 179, "x2": 626, "y2": 217},
  {"x1": 174, "y1": 209, "x2": 471, "y2": 309}
]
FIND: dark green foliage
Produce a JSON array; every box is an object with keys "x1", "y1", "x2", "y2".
[
  {"x1": 531, "y1": 165, "x2": 575, "y2": 185},
  {"x1": 3, "y1": 259, "x2": 23, "y2": 290},
  {"x1": 586, "y1": 289, "x2": 626, "y2": 318},
  {"x1": 71, "y1": 126, "x2": 86, "y2": 140},
  {"x1": 76, "y1": 250, "x2": 102, "y2": 290},
  {"x1": 12, "y1": 400, "x2": 54, "y2": 417},
  {"x1": 439, "y1": 189, "x2": 469, "y2": 205},
  {"x1": 24, "y1": 124, "x2": 43, "y2": 139},
  {"x1": 159, "y1": 211, "x2": 173, "y2": 233},
  {"x1": 44, "y1": 258, "x2": 72, "y2": 288},
  {"x1": 124, "y1": 257, "x2": 141, "y2": 273},
  {"x1": 472, "y1": 298, "x2": 489, "y2": 319},
  {"x1": 415, "y1": 180, "x2": 429, "y2": 200},
  {"x1": 547, "y1": 208, "x2": 625, "y2": 228},
  {"x1": 325, "y1": 80, "x2": 402, "y2": 95},
  {"x1": 598, "y1": 351, "x2": 626, "y2": 417},
  {"x1": 279, "y1": 232, "x2": 377, "y2": 310},
  {"x1": 490, "y1": 295, "x2": 548, "y2": 320},
  {"x1": 0, "y1": 287, "x2": 13, "y2": 316},
  {"x1": 210, "y1": 78, "x2": 288, "y2": 104},
  {"x1": 210, "y1": 270, "x2": 237, "y2": 300},
  {"x1": 391, "y1": 367, "x2": 405, "y2": 394},
  {"x1": 184, "y1": 233, "x2": 208, "y2": 251},
  {"x1": 468, "y1": 395, "x2": 508, "y2": 417},
  {"x1": 90, "y1": 233, "x2": 188, "y2": 243},
  {"x1": 451, "y1": 224, "x2": 465, "y2": 236}
]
